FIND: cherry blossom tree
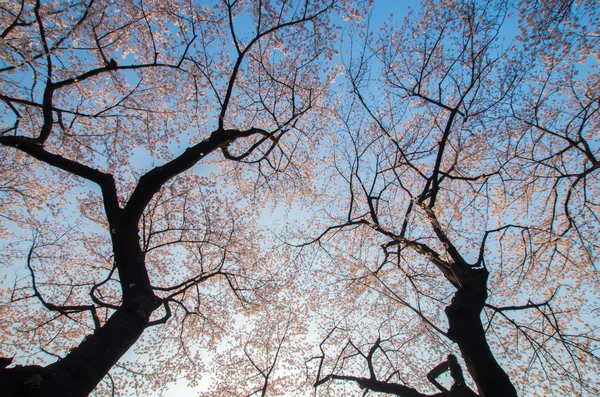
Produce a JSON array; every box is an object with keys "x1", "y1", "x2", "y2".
[
  {"x1": 306, "y1": 1, "x2": 599, "y2": 396},
  {"x1": 0, "y1": 0, "x2": 362, "y2": 396},
  {"x1": 1, "y1": 0, "x2": 598, "y2": 396}
]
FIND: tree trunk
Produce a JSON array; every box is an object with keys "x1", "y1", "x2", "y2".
[
  {"x1": 0, "y1": 294, "x2": 160, "y2": 397},
  {"x1": 0, "y1": 224, "x2": 160, "y2": 397},
  {"x1": 445, "y1": 269, "x2": 518, "y2": 397}
]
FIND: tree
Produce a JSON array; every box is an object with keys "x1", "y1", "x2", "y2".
[
  {"x1": 1, "y1": 1, "x2": 598, "y2": 397},
  {"x1": 306, "y1": 0, "x2": 599, "y2": 396},
  {"x1": 0, "y1": 0, "x2": 362, "y2": 395}
]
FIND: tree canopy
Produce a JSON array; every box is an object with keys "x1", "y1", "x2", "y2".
[{"x1": 0, "y1": 1, "x2": 598, "y2": 396}]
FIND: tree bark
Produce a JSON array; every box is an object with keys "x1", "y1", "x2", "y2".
[
  {"x1": 445, "y1": 269, "x2": 518, "y2": 397},
  {"x1": 0, "y1": 293, "x2": 160, "y2": 397},
  {"x1": 0, "y1": 219, "x2": 161, "y2": 397}
]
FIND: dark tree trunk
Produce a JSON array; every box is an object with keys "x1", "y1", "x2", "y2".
[
  {"x1": 0, "y1": 297, "x2": 159, "y2": 397},
  {"x1": 0, "y1": 295, "x2": 160, "y2": 397},
  {"x1": 0, "y1": 223, "x2": 161, "y2": 397},
  {"x1": 445, "y1": 269, "x2": 518, "y2": 397}
]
